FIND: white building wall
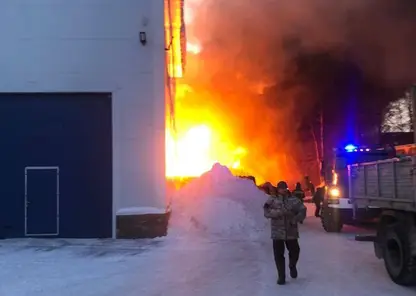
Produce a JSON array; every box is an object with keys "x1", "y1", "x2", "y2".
[{"x1": 0, "y1": 0, "x2": 167, "y2": 227}]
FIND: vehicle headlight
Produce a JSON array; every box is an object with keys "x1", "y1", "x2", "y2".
[{"x1": 329, "y1": 187, "x2": 340, "y2": 198}]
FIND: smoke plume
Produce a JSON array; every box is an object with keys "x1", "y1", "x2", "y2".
[{"x1": 182, "y1": 0, "x2": 416, "y2": 185}]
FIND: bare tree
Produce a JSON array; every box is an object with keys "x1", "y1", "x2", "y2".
[{"x1": 381, "y1": 94, "x2": 413, "y2": 133}]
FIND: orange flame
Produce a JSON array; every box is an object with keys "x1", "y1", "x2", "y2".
[
  {"x1": 165, "y1": 85, "x2": 247, "y2": 177},
  {"x1": 165, "y1": 2, "x2": 248, "y2": 179}
]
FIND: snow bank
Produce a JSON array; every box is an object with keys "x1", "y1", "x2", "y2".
[
  {"x1": 170, "y1": 163, "x2": 270, "y2": 239},
  {"x1": 116, "y1": 207, "x2": 166, "y2": 216}
]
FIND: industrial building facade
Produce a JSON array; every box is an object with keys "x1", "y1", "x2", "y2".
[{"x1": 0, "y1": 0, "x2": 185, "y2": 238}]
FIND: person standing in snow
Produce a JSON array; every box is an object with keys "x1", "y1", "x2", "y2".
[
  {"x1": 259, "y1": 182, "x2": 274, "y2": 195},
  {"x1": 292, "y1": 182, "x2": 306, "y2": 224},
  {"x1": 263, "y1": 181, "x2": 307, "y2": 285},
  {"x1": 304, "y1": 176, "x2": 315, "y2": 196},
  {"x1": 293, "y1": 182, "x2": 305, "y2": 202},
  {"x1": 312, "y1": 187, "x2": 325, "y2": 217}
]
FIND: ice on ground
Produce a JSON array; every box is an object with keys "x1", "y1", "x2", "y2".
[{"x1": 170, "y1": 163, "x2": 269, "y2": 239}]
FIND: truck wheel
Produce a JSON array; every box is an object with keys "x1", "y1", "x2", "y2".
[
  {"x1": 321, "y1": 203, "x2": 343, "y2": 233},
  {"x1": 383, "y1": 224, "x2": 416, "y2": 286}
]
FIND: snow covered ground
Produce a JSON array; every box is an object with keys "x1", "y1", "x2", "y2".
[{"x1": 1, "y1": 164, "x2": 415, "y2": 296}]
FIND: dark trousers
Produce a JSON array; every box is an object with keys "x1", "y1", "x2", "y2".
[
  {"x1": 314, "y1": 201, "x2": 321, "y2": 217},
  {"x1": 273, "y1": 239, "x2": 300, "y2": 277}
]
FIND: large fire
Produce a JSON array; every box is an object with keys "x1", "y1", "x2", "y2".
[
  {"x1": 165, "y1": 78, "x2": 247, "y2": 178},
  {"x1": 166, "y1": 124, "x2": 246, "y2": 177},
  {"x1": 166, "y1": 125, "x2": 212, "y2": 177},
  {"x1": 164, "y1": 0, "x2": 305, "y2": 184},
  {"x1": 165, "y1": 1, "x2": 248, "y2": 179}
]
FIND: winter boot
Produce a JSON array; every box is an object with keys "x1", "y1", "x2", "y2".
[
  {"x1": 277, "y1": 277, "x2": 286, "y2": 285},
  {"x1": 289, "y1": 265, "x2": 298, "y2": 279},
  {"x1": 276, "y1": 259, "x2": 286, "y2": 285}
]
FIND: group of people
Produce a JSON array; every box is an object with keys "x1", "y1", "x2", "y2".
[
  {"x1": 263, "y1": 179, "x2": 324, "y2": 285},
  {"x1": 293, "y1": 179, "x2": 325, "y2": 218},
  {"x1": 263, "y1": 178, "x2": 324, "y2": 217}
]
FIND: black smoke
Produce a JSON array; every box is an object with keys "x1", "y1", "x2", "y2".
[{"x1": 183, "y1": 0, "x2": 416, "y2": 184}]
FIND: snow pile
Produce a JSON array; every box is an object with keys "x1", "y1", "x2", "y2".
[{"x1": 170, "y1": 163, "x2": 270, "y2": 239}]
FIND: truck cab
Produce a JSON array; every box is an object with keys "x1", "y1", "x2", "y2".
[{"x1": 321, "y1": 144, "x2": 391, "y2": 232}]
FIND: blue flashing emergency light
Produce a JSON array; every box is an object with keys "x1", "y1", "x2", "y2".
[{"x1": 344, "y1": 144, "x2": 357, "y2": 152}]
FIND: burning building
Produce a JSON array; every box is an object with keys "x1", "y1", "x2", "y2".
[{"x1": 169, "y1": 0, "x2": 416, "y2": 189}]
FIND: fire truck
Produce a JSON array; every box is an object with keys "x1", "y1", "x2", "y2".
[
  {"x1": 320, "y1": 85, "x2": 416, "y2": 285},
  {"x1": 321, "y1": 143, "x2": 416, "y2": 232},
  {"x1": 321, "y1": 144, "x2": 392, "y2": 232}
]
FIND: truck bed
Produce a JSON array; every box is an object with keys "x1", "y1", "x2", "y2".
[{"x1": 349, "y1": 156, "x2": 416, "y2": 212}]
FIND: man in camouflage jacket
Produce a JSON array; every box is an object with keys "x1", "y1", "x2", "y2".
[{"x1": 264, "y1": 181, "x2": 306, "y2": 285}]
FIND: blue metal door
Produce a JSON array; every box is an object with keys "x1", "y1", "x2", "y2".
[
  {"x1": 25, "y1": 167, "x2": 59, "y2": 236},
  {"x1": 0, "y1": 93, "x2": 112, "y2": 238}
]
